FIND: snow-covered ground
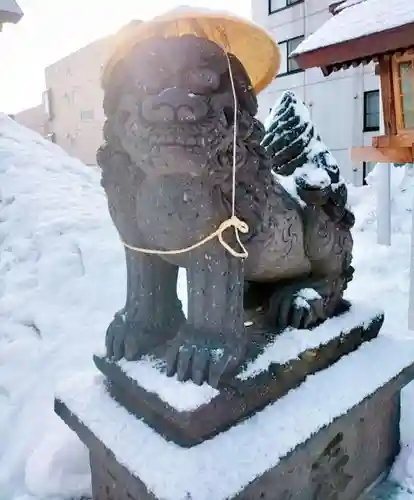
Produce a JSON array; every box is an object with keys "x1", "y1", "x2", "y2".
[{"x1": 0, "y1": 114, "x2": 414, "y2": 499}]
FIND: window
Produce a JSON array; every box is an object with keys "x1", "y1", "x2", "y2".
[
  {"x1": 42, "y1": 89, "x2": 54, "y2": 121},
  {"x1": 80, "y1": 109, "x2": 94, "y2": 121},
  {"x1": 393, "y1": 57, "x2": 414, "y2": 130},
  {"x1": 363, "y1": 90, "x2": 380, "y2": 132},
  {"x1": 269, "y1": 0, "x2": 303, "y2": 14},
  {"x1": 278, "y1": 36, "x2": 304, "y2": 76},
  {"x1": 398, "y1": 61, "x2": 414, "y2": 128}
]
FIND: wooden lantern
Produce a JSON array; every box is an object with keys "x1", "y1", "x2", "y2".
[
  {"x1": 352, "y1": 51, "x2": 414, "y2": 164},
  {"x1": 292, "y1": 0, "x2": 414, "y2": 165}
]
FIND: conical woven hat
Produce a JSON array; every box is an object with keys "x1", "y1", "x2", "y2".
[{"x1": 102, "y1": 7, "x2": 280, "y2": 94}]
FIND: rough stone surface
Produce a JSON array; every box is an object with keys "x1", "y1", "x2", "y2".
[
  {"x1": 94, "y1": 311, "x2": 384, "y2": 447},
  {"x1": 55, "y1": 362, "x2": 412, "y2": 500},
  {"x1": 97, "y1": 29, "x2": 356, "y2": 387},
  {"x1": 233, "y1": 376, "x2": 400, "y2": 500}
]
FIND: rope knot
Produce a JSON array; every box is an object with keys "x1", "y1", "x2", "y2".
[
  {"x1": 217, "y1": 215, "x2": 249, "y2": 259},
  {"x1": 218, "y1": 215, "x2": 249, "y2": 234}
]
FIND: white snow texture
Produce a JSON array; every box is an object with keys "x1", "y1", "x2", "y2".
[
  {"x1": 267, "y1": 91, "x2": 345, "y2": 207},
  {"x1": 0, "y1": 113, "x2": 414, "y2": 498},
  {"x1": 293, "y1": 0, "x2": 414, "y2": 55}
]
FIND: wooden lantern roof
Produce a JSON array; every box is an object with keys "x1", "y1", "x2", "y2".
[
  {"x1": 0, "y1": 0, "x2": 23, "y2": 28},
  {"x1": 292, "y1": 0, "x2": 414, "y2": 165},
  {"x1": 293, "y1": 0, "x2": 414, "y2": 76}
]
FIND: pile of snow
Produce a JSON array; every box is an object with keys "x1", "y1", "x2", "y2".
[
  {"x1": 0, "y1": 114, "x2": 414, "y2": 499},
  {"x1": 0, "y1": 115, "x2": 123, "y2": 499},
  {"x1": 347, "y1": 163, "x2": 414, "y2": 460},
  {"x1": 0, "y1": 114, "x2": 181, "y2": 500}
]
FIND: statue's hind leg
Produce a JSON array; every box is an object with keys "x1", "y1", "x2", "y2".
[
  {"x1": 260, "y1": 208, "x2": 354, "y2": 331},
  {"x1": 290, "y1": 207, "x2": 354, "y2": 327},
  {"x1": 262, "y1": 271, "x2": 353, "y2": 330}
]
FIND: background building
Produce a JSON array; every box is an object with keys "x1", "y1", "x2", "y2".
[
  {"x1": 42, "y1": 36, "x2": 112, "y2": 165},
  {"x1": 14, "y1": 3, "x2": 379, "y2": 181},
  {"x1": 14, "y1": 104, "x2": 46, "y2": 136},
  {"x1": 252, "y1": 0, "x2": 380, "y2": 185}
]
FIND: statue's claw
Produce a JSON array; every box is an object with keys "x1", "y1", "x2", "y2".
[
  {"x1": 105, "y1": 311, "x2": 183, "y2": 362},
  {"x1": 165, "y1": 326, "x2": 244, "y2": 388},
  {"x1": 268, "y1": 287, "x2": 327, "y2": 330},
  {"x1": 106, "y1": 311, "x2": 128, "y2": 360}
]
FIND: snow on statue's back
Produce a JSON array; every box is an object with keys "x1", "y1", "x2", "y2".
[{"x1": 263, "y1": 90, "x2": 355, "y2": 228}]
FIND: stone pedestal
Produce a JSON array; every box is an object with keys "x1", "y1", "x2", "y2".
[
  {"x1": 57, "y1": 372, "x2": 402, "y2": 500},
  {"x1": 54, "y1": 306, "x2": 414, "y2": 500},
  {"x1": 94, "y1": 306, "x2": 383, "y2": 447}
]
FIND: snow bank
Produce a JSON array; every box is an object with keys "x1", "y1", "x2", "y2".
[
  {"x1": 347, "y1": 163, "x2": 414, "y2": 493},
  {"x1": 0, "y1": 114, "x2": 414, "y2": 498},
  {"x1": 0, "y1": 114, "x2": 123, "y2": 499},
  {"x1": 0, "y1": 115, "x2": 179, "y2": 499}
]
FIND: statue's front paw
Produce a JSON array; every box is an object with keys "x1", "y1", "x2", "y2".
[
  {"x1": 268, "y1": 288, "x2": 326, "y2": 330},
  {"x1": 165, "y1": 326, "x2": 245, "y2": 388},
  {"x1": 106, "y1": 312, "x2": 181, "y2": 361},
  {"x1": 105, "y1": 311, "x2": 130, "y2": 361}
]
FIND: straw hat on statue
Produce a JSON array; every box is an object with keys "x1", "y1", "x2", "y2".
[{"x1": 102, "y1": 6, "x2": 280, "y2": 95}]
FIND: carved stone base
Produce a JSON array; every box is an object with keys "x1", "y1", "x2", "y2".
[
  {"x1": 55, "y1": 347, "x2": 414, "y2": 500},
  {"x1": 94, "y1": 307, "x2": 384, "y2": 447}
]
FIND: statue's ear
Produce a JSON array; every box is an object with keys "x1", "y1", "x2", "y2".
[{"x1": 228, "y1": 53, "x2": 258, "y2": 117}]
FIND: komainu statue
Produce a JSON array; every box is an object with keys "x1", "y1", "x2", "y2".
[{"x1": 97, "y1": 14, "x2": 355, "y2": 388}]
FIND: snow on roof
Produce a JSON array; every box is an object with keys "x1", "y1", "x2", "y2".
[
  {"x1": 331, "y1": 0, "x2": 366, "y2": 15},
  {"x1": 0, "y1": 0, "x2": 23, "y2": 24},
  {"x1": 293, "y1": 0, "x2": 414, "y2": 55}
]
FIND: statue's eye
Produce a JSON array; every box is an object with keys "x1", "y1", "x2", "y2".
[
  {"x1": 134, "y1": 61, "x2": 168, "y2": 93},
  {"x1": 184, "y1": 68, "x2": 220, "y2": 94}
]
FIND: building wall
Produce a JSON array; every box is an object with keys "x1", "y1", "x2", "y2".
[
  {"x1": 14, "y1": 104, "x2": 47, "y2": 136},
  {"x1": 44, "y1": 37, "x2": 112, "y2": 165},
  {"x1": 252, "y1": 0, "x2": 380, "y2": 185}
]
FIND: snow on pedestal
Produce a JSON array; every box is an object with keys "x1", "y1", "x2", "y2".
[
  {"x1": 94, "y1": 302, "x2": 381, "y2": 415},
  {"x1": 116, "y1": 356, "x2": 219, "y2": 412},
  {"x1": 57, "y1": 330, "x2": 414, "y2": 500},
  {"x1": 237, "y1": 302, "x2": 380, "y2": 381}
]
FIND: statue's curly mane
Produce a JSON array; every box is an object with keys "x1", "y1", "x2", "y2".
[{"x1": 97, "y1": 35, "x2": 278, "y2": 241}]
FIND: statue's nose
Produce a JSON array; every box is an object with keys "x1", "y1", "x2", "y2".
[{"x1": 141, "y1": 87, "x2": 209, "y2": 123}]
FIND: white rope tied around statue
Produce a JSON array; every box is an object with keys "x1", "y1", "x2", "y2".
[{"x1": 122, "y1": 51, "x2": 249, "y2": 259}]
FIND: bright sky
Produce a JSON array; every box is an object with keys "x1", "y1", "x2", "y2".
[{"x1": 0, "y1": 0, "x2": 251, "y2": 114}]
